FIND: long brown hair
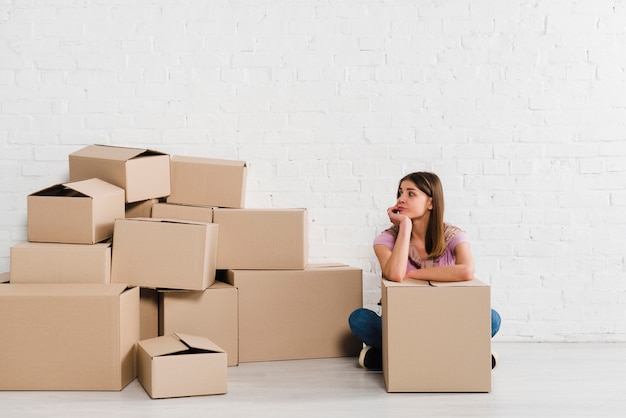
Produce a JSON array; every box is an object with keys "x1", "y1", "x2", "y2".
[{"x1": 396, "y1": 172, "x2": 446, "y2": 258}]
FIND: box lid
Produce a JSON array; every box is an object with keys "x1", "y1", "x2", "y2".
[
  {"x1": 71, "y1": 144, "x2": 166, "y2": 162},
  {"x1": 0, "y1": 283, "x2": 130, "y2": 297},
  {"x1": 429, "y1": 278, "x2": 487, "y2": 287},
  {"x1": 12, "y1": 241, "x2": 112, "y2": 251},
  {"x1": 30, "y1": 178, "x2": 122, "y2": 199},
  {"x1": 67, "y1": 178, "x2": 124, "y2": 197},
  {"x1": 127, "y1": 217, "x2": 211, "y2": 227},
  {"x1": 383, "y1": 278, "x2": 487, "y2": 288},
  {"x1": 140, "y1": 333, "x2": 225, "y2": 357}
]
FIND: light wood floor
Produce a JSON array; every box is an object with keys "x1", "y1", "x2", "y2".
[{"x1": 1, "y1": 343, "x2": 625, "y2": 417}]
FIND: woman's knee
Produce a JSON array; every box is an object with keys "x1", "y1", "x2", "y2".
[
  {"x1": 491, "y1": 309, "x2": 501, "y2": 337},
  {"x1": 348, "y1": 308, "x2": 371, "y2": 331}
]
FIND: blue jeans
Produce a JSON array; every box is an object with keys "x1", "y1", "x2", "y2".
[{"x1": 348, "y1": 307, "x2": 502, "y2": 352}]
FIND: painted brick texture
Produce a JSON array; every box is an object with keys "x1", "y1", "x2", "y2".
[{"x1": 1, "y1": 1, "x2": 625, "y2": 342}]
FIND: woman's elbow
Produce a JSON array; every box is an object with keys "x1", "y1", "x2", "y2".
[
  {"x1": 384, "y1": 272, "x2": 404, "y2": 283},
  {"x1": 459, "y1": 265, "x2": 474, "y2": 281}
]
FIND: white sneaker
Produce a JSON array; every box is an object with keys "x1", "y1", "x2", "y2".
[
  {"x1": 492, "y1": 351, "x2": 499, "y2": 370},
  {"x1": 358, "y1": 346, "x2": 382, "y2": 370}
]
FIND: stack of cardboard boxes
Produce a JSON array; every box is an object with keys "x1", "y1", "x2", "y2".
[{"x1": 0, "y1": 144, "x2": 363, "y2": 399}]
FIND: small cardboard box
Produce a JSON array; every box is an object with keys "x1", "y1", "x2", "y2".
[
  {"x1": 27, "y1": 178, "x2": 125, "y2": 244},
  {"x1": 69, "y1": 144, "x2": 171, "y2": 203},
  {"x1": 10, "y1": 241, "x2": 111, "y2": 284},
  {"x1": 168, "y1": 155, "x2": 247, "y2": 209},
  {"x1": 213, "y1": 208, "x2": 307, "y2": 270},
  {"x1": 382, "y1": 278, "x2": 491, "y2": 393},
  {"x1": 140, "y1": 288, "x2": 159, "y2": 341},
  {"x1": 126, "y1": 198, "x2": 160, "y2": 218},
  {"x1": 152, "y1": 202, "x2": 214, "y2": 223},
  {"x1": 159, "y1": 282, "x2": 238, "y2": 366},
  {"x1": 111, "y1": 218, "x2": 218, "y2": 291},
  {"x1": 0, "y1": 284, "x2": 139, "y2": 391},
  {"x1": 223, "y1": 264, "x2": 363, "y2": 362},
  {"x1": 137, "y1": 333, "x2": 227, "y2": 399}
]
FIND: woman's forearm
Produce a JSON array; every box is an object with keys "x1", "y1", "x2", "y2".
[{"x1": 406, "y1": 264, "x2": 474, "y2": 282}]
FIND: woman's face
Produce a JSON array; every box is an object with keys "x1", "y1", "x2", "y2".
[{"x1": 396, "y1": 180, "x2": 433, "y2": 220}]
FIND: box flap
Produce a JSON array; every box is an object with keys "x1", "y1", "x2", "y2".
[
  {"x1": 0, "y1": 272, "x2": 9, "y2": 283},
  {"x1": 139, "y1": 334, "x2": 225, "y2": 357},
  {"x1": 175, "y1": 333, "x2": 225, "y2": 354},
  {"x1": 139, "y1": 334, "x2": 189, "y2": 357},
  {"x1": 71, "y1": 144, "x2": 166, "y2": 161},
  {"x1": 382, "y1": 278, "x2": 430, "y2": 288},
  {"x1": 127, "y1": 217, "x2": 211, "y2": 227},
  {"x1": 30, "y1": 183, "x2": 90, "y2": 198},
  {"x1": 13, "y1": 241, "x2": 112, "y2": 250},
  {"x1": 172, "y1": 155, "x2": 246, "y2": 167},
  {"x1": 63, "y1": 178, "x2": 124, "y2": 198},
  {"x1": 429, "y1": 278, "x2": 487, "y2": 287},
  {"x1": 0, "y1": 283, "x2": 129, "y2": 297}
]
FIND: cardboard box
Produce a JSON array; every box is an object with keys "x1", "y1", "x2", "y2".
[
  {"x1": 168, "y1": 155, "x2": 247, "y2": 209},
  {"x1": 223, "y1": 264, "x2": 363, "y2": 362},
  {"x1": 10, "y1": 241, "x2": 111, "y2": 284},
  {"x1": 159, "y1": 282, "x2": 238, "y2": 366},
  {"x1": 140, "y1": 288, "x2": 159, "y2": 341},
  {"x1": 0, "y1": 284, "x2": 139, "y2": 391},
  {"x1": 126, "y1": 198, "x2": 160, "y2": 218},
  {"x1": 382, "y1": 278, "x2": 491, "y2": 393},
  {"x1": 152, "y1": 202, "x2": 214, "y2": 223},
  {"x1": 27, "y1": 178, "x2": 125, "y2": 244},
  {"x1": 111, "y1": 218, "x2": 218, "y2": 291},
  {"x1": 0, "y1": 272, "x2": 9, "y2": 283},
  {"x1": 69, "y1": 144, "x2": 171, "y2": 203},
  {"x1": 213, "y1": 208, "x2": 307, "y2": 270},
  {"x1": 137, "y1": 333, "x2": 227, "y2": 399}
]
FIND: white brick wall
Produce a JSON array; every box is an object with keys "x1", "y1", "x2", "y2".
[{"x1": 1, "y1": 0, "x2": 625, "y2": 342}]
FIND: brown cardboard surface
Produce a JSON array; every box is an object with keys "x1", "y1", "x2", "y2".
[
  {"x1": 125, "y1": 198, "x2": 159, "y2": 218},
  {"x1": 111, "y1": 218, "x2": 218, "y2": 290},
  {"x1": 10, "y1": 241, "x2": 111, "y2": 284},
  {"x1": 0, "y1": 284, "x2": 139, "y2": 391},
  {"x1": 69, "y1": 144, "x2": 170, "y2": 203},
  {"x1": 223, "y1": 264, "x2": 363, "y2": 362},
  {"x1": 213, "y1": 208, "x2": 308, "y2": 270},
  {"x1": 0, "y1": 272, "x2": 9, "y2": 283},
  {"x1": 382, "y1": 278, "x2": 491, "y2": 393},
  {"x1": 27, "y1": 178, "x2": 125, "y2": 244},
  {"x1": 140, "y1": 288, "x2": 159, "y2": 341},
  {"x1": 159, "y1": 282, "x2": 238, "y2": 366},
  {"x1": 151, "y1": 202, "x2": 214, "y2": 223},
  {"x1": 168, "y1": 155, "x2": 247, "y2": 209},
  {"x1": 137, "y1": 333, "x2": 227, "y2": 399}
]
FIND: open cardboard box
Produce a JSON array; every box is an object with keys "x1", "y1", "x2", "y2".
[
  {"x1": 382, "y1": 278, "x2": 491, "y2": 393},
  {"x1": 69, "y1": 144, "x2": 170, "y2": 203},
  {"x1": 27, "y1": 178, "x2": 124, "y2": 244},
  {"x1": 137, "y1": 333, "x2": 227, "y2": 399}
]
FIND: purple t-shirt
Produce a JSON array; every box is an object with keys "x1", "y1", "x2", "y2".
[{"x1": 373, "y1": 226, "x2": 469, "y2": 271}]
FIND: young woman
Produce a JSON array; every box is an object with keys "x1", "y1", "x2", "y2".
[{"x1": 349, "y1": 171, "x2": 501, "y2": 370}]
